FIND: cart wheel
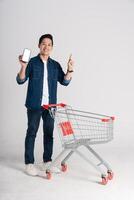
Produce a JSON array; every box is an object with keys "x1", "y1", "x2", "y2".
[
  {"x1": 61, "y1": 164, "x2": 67, "y2": 172},
  {"x1": 101, "y1": 177, "x2": 108, "y2": 185},
  {"x1": 46, "y1": 172, "x2": 52, "y2": 180},
  {"x1": 107, "y1": 171, "x2": 114, "y2": 180}
]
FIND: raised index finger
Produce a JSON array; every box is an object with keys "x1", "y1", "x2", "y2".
[{"x1": 69, "y1": 54, "x2": 72, "y2": 60}]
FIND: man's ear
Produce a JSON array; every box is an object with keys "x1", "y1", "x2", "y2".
[{"x1": 38, "y1": 44, "x2": 40, "y2": 48}]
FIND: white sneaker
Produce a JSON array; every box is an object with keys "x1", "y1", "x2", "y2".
[
  {"x1": 40, "y1": 161, "x2": 61, "y2": 174},
  {"x1": 25, "y1": 164, "x2": 38, "y2": 176}
]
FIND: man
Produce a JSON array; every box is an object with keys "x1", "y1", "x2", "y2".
[{"x1": 16, "y1": 34, "x2": 74, "y2": 176}]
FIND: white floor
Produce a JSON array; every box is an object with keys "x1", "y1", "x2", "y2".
[{"x1": 0, "y1": 139, "x2": 133, "y2": 200}]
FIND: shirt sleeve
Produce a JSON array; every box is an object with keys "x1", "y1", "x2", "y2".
[{"x1": 16, "y1": 59, "x2": 32, "y2": 85}]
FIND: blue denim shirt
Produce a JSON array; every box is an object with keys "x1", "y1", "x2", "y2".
[{"x1": 16, "y1": 54, "x2": 71, "y2": 109}]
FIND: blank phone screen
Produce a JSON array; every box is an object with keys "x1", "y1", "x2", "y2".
[{"x1": 22, "y1": 48, "x2": 31, "y2": 62}]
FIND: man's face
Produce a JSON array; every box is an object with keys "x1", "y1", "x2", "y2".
[{"x1": 39, "y1": 38, "x2": 53, "y2": 57}]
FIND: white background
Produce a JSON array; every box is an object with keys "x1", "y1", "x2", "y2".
[{"x1": 0, "y1": 0, "x2": 134, "y2": 199}]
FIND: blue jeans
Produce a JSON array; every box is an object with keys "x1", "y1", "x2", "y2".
[{"x1": 25, "y1": 108, "x2": 54, "y2": 164}]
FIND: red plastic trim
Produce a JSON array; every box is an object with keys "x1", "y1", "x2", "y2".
[
  {"x1": 102, "y1": 116, "x2": 115, "y2": 122},
  {"x1": 101, "y1": 119, "x2": 110, "y2": 122},
  {"x1": 111, "y1": 116, "x2": 115, "y2": 121}
]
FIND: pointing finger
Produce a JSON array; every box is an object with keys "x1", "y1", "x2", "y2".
[{"x1": 69, "y1": 54, "x2": 72, "y2": 60}]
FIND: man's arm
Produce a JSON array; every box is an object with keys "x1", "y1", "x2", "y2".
[
  {"x1": 16, "y1": 55, "x2": 31, "y2": 84},
  {"x1": 58, "y1": 54, "x2": 74, "y2": 85},
  {"x1": 64, "y1": 54, "x2": 74, "y2": 80}
]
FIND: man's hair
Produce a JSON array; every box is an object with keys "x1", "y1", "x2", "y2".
[{"x1": 39, "y1": 34, "x2": 53, "y2": 46}]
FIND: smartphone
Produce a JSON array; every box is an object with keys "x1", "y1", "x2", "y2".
[{"x1": 22, "y1": 48, "x2": 31, "y2": 63}]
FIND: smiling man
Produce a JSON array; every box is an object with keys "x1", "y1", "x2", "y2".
[{"x1": 16, "y1": 34, "x2": 74, "y2": 176}]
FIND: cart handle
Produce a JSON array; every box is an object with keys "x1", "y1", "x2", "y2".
[{"x1": 42, "y1": 103, "x2": 66, "y2": 110}]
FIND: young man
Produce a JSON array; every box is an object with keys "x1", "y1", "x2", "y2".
[{"x1": 16, "y1": 34, "x2": 74, "y2": 176}]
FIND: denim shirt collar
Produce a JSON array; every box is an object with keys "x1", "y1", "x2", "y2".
[{"x1": 37, "y1": 54, "x2": 53, "y2": 64}]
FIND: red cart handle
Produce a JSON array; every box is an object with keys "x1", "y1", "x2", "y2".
[{"x1": 42, "y1": 103, "x2": 66, "y2": 110}]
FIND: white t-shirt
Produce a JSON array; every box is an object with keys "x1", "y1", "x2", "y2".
[{"x1": 41, "y1": 60, "x2": 49, "y2": 105}]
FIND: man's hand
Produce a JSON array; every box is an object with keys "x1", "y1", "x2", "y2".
[
  {"x1": 64, "y1": 54, "x2": 74, "y2": 80},
  {"x1": 18, "y1": 55, "x2": 28, "y2": 68},
  {"x1": 18, "y1": 55, "x2": 28, "y2": 80},
  {"x1": 67, "y1": 54, "x2": 74, "y2": 72}
]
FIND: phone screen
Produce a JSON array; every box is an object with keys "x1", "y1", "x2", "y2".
[{"x1": 22, "y1": 48, "x2": 31, "y2": 62}]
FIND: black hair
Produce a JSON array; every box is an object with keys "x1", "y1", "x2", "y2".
[{"x1": 39, "y1": 34, "x2": 53, "y2": 46}]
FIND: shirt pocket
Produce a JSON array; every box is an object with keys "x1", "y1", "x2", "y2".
[{"x1": 32, "y1": 69, "x2": 41, "y2": 79}]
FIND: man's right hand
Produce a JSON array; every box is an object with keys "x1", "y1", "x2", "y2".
[
  {"x1": 18, "y1": 55, "x2": 28, "y2": 80},
  {"x1": 18, "y1": 55, "x2": 28, "y2": 68}
]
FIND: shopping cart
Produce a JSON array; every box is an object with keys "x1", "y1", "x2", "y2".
[{"x1": 42, "y1": 103, "x2": 115, "y2": 185}]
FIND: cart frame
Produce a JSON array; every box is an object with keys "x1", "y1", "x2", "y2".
[{"x1": 42, "y1": 103, "x2": 115, "y2": 184}]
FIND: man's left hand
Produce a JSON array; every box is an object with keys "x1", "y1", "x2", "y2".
[{"x1": 67, "y1": 54, "x2": 74, "y2": 72}]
